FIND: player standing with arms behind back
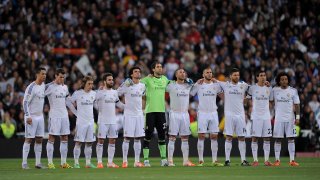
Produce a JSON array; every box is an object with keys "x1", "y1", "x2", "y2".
[
  {"x1": 95, "y1": 73, "x2": 124, "y2": 168},
  {"x1": 22, "y1": 67, "x2": 46, "y2": 169},
  {"x1": 270, "y1": 72, "x2": 300, "y2": 166},
  {"x1": 67, "y1": 76, "x2": 96, "y2": 168},
  {"x1": 218, "y1": 68, "x2": 250, "y2": 166},
  {"x1": 140, "y1": 62, "x2": 170, "y2": 167},
  {"x1": 247, "y1": 70, "x2": 273, "y2": 166},
  {"x1": 45, "y1": 68, "x2": 72, "y2": 169}
]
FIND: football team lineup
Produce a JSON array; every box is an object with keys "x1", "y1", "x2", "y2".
[{"x1": 21, "y1": 62, "x2": 301, "y2": 169}]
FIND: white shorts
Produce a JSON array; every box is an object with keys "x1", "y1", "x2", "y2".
[
  {"x1": 25, "y1": 115, "x2": 44, "y2": 138},
  {"x1": 251, "y1": 119, "x2": 272, "y2": 137},
  {"x1": 74, "y1": 123, "x2": 96, "y2": 142},
  {"x1": 168, "y1": 111, "x2": 191, "y2": 136},
  {"x1": 48, "y1": 117, "x2": 70, "y2": 136},
  {"x1": 123, "y1": 115, "x2": 145, "y2": 138},
  {"x1": 97, "y1": 124, "x2": 118, "y2": 139},
  {"x1": 224, "y1": 114, "x2": 246, "y2": 137},
  {"x1": 273, "y1": 120, "x2": 296, "y2": 138},
  {"x1": 197, "y1": 111, "x2": 219, "y2": 134}
]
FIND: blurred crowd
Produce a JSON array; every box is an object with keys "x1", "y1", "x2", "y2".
[{"x1": 0, "y1": 0, "x2": 319, "y2": 150}]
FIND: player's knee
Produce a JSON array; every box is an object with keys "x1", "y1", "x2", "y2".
[
  {"x1": 48, "y1": 135, "x2": 55, "y2": 142},
  {"x1": 98, "y1": 138, "x2": 105, "y2": 144},
  {"x1": 25, "y1": 138, "x2": 32, "y2": 143},
  {"x1": 61, "y1": 135, "x2": 68, "y2": 141},
  {"x1": 210, "y1": 134, "x2": 218, "y2": 140},
  {"x1": 169, "y1": 136, "x2": 176, "y2": 141},
  {"x1": 225, "y1": 135, "x2": 233, "y2": 141},
  {"x1": 198, "y1": 133, "x2": 205, "y2": 139},
  {"x1": 263, "y1": 138, "x2": 270, "y2": 142},
  {"x1": 158, "y1": 139, "x2": 166, "y2": 145},
  {"x1": 85, "y1": 142, "x2": 93, "y2": 147},
  {"x1": 252, "y1": 137, "x2": 258, "y2": 142},
  {"x1": 109, "y1": 138, "x2": 116, "y2": 144},
  {"x1": 288, "y1": 138, "x2": 294, "y2": 143},
  {"x1": 238, "y1": 136, "x2": 245, "y2": 141},
  {"x1": 143, "y1": 140, "x2": 150, "y2": 148},
  {"x1": 35, "y1": 137, "x2": 43, "y2": 144},
  {"x1": 181, "y1": 136, "x2": 188, "y2": 141}
]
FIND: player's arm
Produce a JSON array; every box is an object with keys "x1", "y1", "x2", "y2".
[
  {"x1": 293, "y1": 88, "x2": 301, "y2": 125},
  {"x1": 44, "y1": 82, "x2": 53, "y2": 96},
  {"x1": 66, "y1": 91, "x2": 78, "y2": 116},
  {"x1": 23, "y1": 85, "x2": 35, "y2": 125}
]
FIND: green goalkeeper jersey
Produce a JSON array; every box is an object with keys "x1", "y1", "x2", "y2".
[{"x1": 140, "y1": 75, "x2": 170, "y2": 113}]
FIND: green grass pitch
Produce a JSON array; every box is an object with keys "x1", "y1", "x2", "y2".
[{"x1": 0, "y1": 157, "x2": 319, "y2": 180}]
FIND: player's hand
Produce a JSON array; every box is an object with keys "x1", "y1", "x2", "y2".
[
  {"x1": 185, "y1": 78, "x2": 193, "y2": 85},
  {"x1": 264, "y1": 81, "x2": 270, "y2": 87},
  {"x1": 196, "y1": 78, "x2": 204, "y2": 84},
  {"x1": 211, "y1": 78, "x2": 217, "y2": 83},
  {"x1": 147, "y1": 74, "x2": 153, "y2": 77},
  {"x1": 124, "y1": 78, "x2": 134, "y2": 87},
  {"x1": 26, "y1": 117, "x2": 32, "y2": 125}
]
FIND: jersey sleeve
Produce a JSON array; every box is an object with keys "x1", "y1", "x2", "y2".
[
  {"x1": 23, "y1": 84, "x2": 35, "y2": 118},
  {"x1": 293, "y1": 88, "x2": 300, "y2": 104},
  {"x1": 140, "y1": 77, "x2": 149, "y2": 85},
  {"x1": 269, "y1": 88, "x2": 275, "y2": 101},
  {"x1": 166, "y1": 83, "x2": 173, "y2": 92},
  {"x1": 45, "y1": 82, "x2": 53, "y2": 96},
  {"x1": 117, "y1": 82, "x2": 126, "y2": 96},
  {"x1": 190, "y1": 83, "x2": 199, "y2": 96},
  {"x1": 69, "y1": 91, "x2": 78, "y2": 103}
]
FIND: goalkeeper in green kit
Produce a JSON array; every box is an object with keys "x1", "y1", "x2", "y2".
[{"x1": 140, "y1": 61, "x2": 170, "y2": 167}]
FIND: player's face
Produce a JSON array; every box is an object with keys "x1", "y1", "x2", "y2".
[
  {"x1": 203, "y1": 69, "x2": 213, "y2": 80},
  {"x1": 279, "y1": 75, "x2": 288, "y2": 88},
  {"x1": 37, "y1": 70, "x2": 47, "y2": 83},
  {"x1": 84, "y1": 80, "x2": 94, "y2": 91},
  {"x1": 257, "y1": 72, "x2": 266, "y2": 84},
  {"x1": 176, "y1": 69, "x2": 186, "y2": 81},
  {"x1": 230, "y1": 72, "x2": 240, "y2": 83},
  {"x1": 105, "y1": 76, "x2": 114, "y2": 88},
  {"x1": 131, "y1": 69, "x2": 141, "y2": 79},
  {"x1": 153, "y1": 64, "x2": 163, "y2": 75},
  {"x1": 55, "y1": 73, "x2": 65, "y2": 85}
]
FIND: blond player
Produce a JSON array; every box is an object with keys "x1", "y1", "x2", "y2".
[{"x1": 66, "y1": 76, "x2": 96, "y2": 168}]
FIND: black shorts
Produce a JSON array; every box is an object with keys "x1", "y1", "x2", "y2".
[{"x1": 144, "y1": 112, "x2": 166, "y2": 140}]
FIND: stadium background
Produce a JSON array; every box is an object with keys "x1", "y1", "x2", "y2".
[{"x1": 0, "y1": 0, "x2": 319, "y2": 157}]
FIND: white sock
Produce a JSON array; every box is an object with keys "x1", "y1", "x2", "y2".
[
  {"x1": 133, "y1": 140, "x2": 141, "y2": 163},
  {"x1": 225, "y1": 139, "x2": 232, "y2": 161},
  {"x1": 122, "y1": 139, "x2": 129, "y2": 163},
  {"x1": 251, "y1": 141, "x2": 258, "y2": 162},
  {"x1": 197, "y1": 139, "x2": 204, "y2": 162},
  {"x1": 211, "y1": 139, "x2": 218, "y2": 162},
  {"x1": 46, "y1": 141, "x2": 54, "y2": 164},
  {"x1": 96, "y1": 143, "x2": 104, "y2": 163},
  {"x1": 84, "y1": 144, "x2": 92, "y2": 165},
  {"x1": 263, "y1": 141, "x2": 270, "y2": 162},
  {"x1": 34, "y1": 143, "x2": 42, "y2": 165},
  {"x1": 22, "y1": 142, "x2": 31, "y2": 164},
  {"x1": 274, "y1": 142, "x2": 281, "y2": 161},
  {"x1": 238, "y1": 140, "x2": 246, "y2": 162},
  {"x1": 181, "y1": 140, "x2": 189, "y2": 164},
  {"x1": 168, "y1": 139, "x2": 175, "y2": 162},
  {"x1": 288, "y1": 140, "x2": 295, "y2": 161},
  {"x1": 108, "y1": 143, "x2": 115, "y2": 164},
  {"x1": 73, "y1": 144, "x2": 81, "y2": 164},
  {"x1": 60, "y1": 141, "x2": 68, "y2": 165}
]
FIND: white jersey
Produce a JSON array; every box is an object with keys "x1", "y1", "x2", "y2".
[
  {"x1": 190, "y1": 82, "x2": 222, "y2": 112},
  {"x1": 95, "y1": 89, "x2": 120, "y2": 125},
  {"x1": 270, "y1": 86, "x2": 300, "y2": 122},
  {"x1": 70, "y1": 90, "x2": 96, "y2": 124},
  {"x1": 45, "y1": 82, "x2": 69, "y2": 118},
  {"x1": 23, "y1": 82, "x2": 45, "y2": 118},
  {"x1": 219, "y1": 81, "x2": 249, "y2": 116},
  {"x1": 166, "y1": 83, "x2": 192, "y2": 112},
  {"x1": 118, "y1": 82, "x2": 145, "y2": 116},
  {"x1": 247, "y1": 84, "x2": 271, "y2": 120}
]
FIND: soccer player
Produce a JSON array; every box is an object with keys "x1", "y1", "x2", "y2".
[
  {"x1": 140, "y1": 62, "x2": 170, "y2": 167},
  {"x1": 166, "y1": 68, "x2": 195, "y2": 167},
  {"x1": 118, "y1": 67, "x2": 146, "y2": 168},
  {"x1": 45, "y1": 68, "x2": 72, "y2": 169},
  {"x1": 22, "y1": 67, "x2": 46, "y2": 169},
  {"x1": 95, "y1": 73, "x2": 124, "y2": 168},
  {"x1": 218, "y1": 68, "x2": 250, "y2": 166},
  {"x1": 190, "y1": 67, "x2": 224, "y2": 167},
  {"x1": 270, "y1": 72, "x2": 300, "y2": 166},
  {"x1": 66, "y1": 75, "x2": 96, "y2": 168},
  {"x1": 247, "y1": 70, "x2": 273, "y2": 166}
]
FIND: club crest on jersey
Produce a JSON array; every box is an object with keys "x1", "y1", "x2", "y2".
[
  {"x1": 240, "y1": 85, "x2": 244, "y2": 89},
  {"x1": 287, "y1": 93, "x2": 290, "y2": 97},
  {"x1": 266, "y1": 90, "x2": 269, "y2": 95}
]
